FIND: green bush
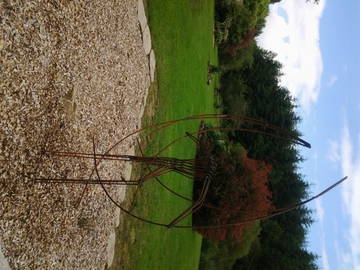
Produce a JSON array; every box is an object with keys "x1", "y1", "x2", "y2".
[
  {"x1": 192, "y1": 127, "x2": 273, "y2": 243},
  {"x1": 199, "y1": 222, "x2": 261, "y2": 270},
  {"x1": 215, "y1": 0, "x2": 270, "y2": 46},
  {"x1": 219, "y1": 42, "x2": 256, "y2": 71}
]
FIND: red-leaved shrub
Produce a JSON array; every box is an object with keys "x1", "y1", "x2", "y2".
[{"x1": 193, "y1": 148, "x2": 273, "y2": 242}]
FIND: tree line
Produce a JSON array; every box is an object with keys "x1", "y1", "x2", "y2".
[{"x1": 198, "y1": 0, "x2": 320, "y2": 269}]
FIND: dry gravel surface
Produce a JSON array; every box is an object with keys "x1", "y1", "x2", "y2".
[{"x1": 0, "y1": 0, "x2": 150, "y2": 269}]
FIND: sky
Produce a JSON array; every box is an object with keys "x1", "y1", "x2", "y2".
[{"x1": 258, "y1": 0, "x2": 360, "y2": 269}]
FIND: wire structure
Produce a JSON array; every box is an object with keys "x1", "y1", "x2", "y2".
[{"x1": 34, "y1": 114, "x2": 347, "y2": 229}]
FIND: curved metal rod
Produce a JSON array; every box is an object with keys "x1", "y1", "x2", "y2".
[
  {"x1": 46, "y1": 114, "x2": 312, "y2": 208},
  {"x1": 90, "y1": 113, "x2": 311, "y2": 183},
  {"x1": 47, "y1": 125, "x2": 301, "y2": 206},
  {"x1": 87, "y1": 127, "x2": 346, "y2": 229},
  {"x1": 65, "y1": 114, "x2": 311, "y2": 207},
  {"x1": 39, "y1": 115, "x2": 341, "y2": 229},
  {"x1": 95, "y1": 132, "x2": 347, "y2": 229}
]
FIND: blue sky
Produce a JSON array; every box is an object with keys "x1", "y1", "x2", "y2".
[{"x1": 258, "y1": 0, "x2": 360, "y2": 269}]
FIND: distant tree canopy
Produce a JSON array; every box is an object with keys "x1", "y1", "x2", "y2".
[
  {"x1": 200, "y1": 39, "x2": 318, "y2": 269},
  {"x1": 219, "y1": 46, "x2": 307, "y2": 208},
  {"x1": 233, "y1": 212, "x2": 318, "y2": 270},
  {"x1": 200, "y1": 0, "x2": 320, "y2": 268},
  {"x1": 215, "y1": 0, "x2": 320, "y2": 55},
  {"x1": 215, "y1": 0, "x2": 270, "y2": 48},
  {"x1": 193, "y1": 133, "x2": 273, "y2": 242}
]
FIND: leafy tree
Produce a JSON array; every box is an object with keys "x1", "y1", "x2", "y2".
[
  {"x1": 193, "y1": 131, "x2": 273, "y2": 243},
  {"x1": 215, "y1": 0, "x2": 270, "y2": 47},
  {"x1": 206, "y1": 2, "x2": 320, "y2": 268},
  {"x1": 209, "y1": 44, "x2": 318, "y2": 269}
]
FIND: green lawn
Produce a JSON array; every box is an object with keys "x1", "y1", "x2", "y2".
[{"x1": 109, "y1": 1, "x2": 218, "y2": 270}]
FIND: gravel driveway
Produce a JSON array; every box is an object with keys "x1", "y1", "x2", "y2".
[{"x1": 0, "y1": 1, "x2": 150, "y2": 269}]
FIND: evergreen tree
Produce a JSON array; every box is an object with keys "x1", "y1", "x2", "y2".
[{"x1": 212, "y1": 45, "x2": 318, "y2": 270}]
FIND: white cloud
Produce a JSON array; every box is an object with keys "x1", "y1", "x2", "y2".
[
  {"x1": 327, "y1": 75, "x2": 338, "y2": 87},
  {"x1": 328, "y1": 140, "x2": 340, "y2": 162},
  {"x1": 316, "y1": 197, "x2": 330, "y2": 270},
  {"x1": 334, "y1": 238, "x2": 342, "y2": 266},
  {"x1": 322, "y1": 245, "x2": 330, "y2": 270},
  {"x1": 339, "y1": 124, "x2": 360, "y2": 269},
  {"x1": 257, "y1": 0, "x2": 326, "y2": 111},
  {"x1": 315, "y1": 198, "x2": 324, "y2": 223}
]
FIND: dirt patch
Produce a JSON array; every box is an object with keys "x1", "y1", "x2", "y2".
[{"x1": 0, "y1": 1, "x2": 150, "y2": 269}]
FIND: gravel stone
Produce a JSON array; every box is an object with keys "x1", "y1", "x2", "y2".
[
  {"x1": 150, "y1": 49, "x2": 156, "y2": 82},
  {"x1": 142, "y1": 24, "x2": 152, "y2": 55},
  {"x1": 138, "y1": 0, "x2": 148, "y2": 33}
]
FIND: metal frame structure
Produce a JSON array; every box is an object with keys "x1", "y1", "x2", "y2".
[{"x1": 34, "y1": 114, "x2": 347, "y2": 229}]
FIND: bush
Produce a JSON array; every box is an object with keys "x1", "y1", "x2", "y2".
[
  {"x1": 193, "y1": 130, "x2": 273, "y2": 242},
  {"x1": 199, "y1": 222, "x2": 261, "y2": 270},
  {"x1": 219, "y1": 41, "x2": 256, "y2": 70},
  {"x1": 215, "y1": 0, "x2": 270, "y2": 47}
]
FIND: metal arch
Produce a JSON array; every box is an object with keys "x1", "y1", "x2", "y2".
[{"x1": 34, "y1": 114, "x2": 348, "y2": 230}]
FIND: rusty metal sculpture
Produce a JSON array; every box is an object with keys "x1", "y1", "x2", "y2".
[{"x1": 34, "y1": 114, "x2": 347, "y2": 229}]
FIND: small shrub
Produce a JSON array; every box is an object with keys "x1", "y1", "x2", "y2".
[
  {"x1": 219, "y1": 41, "x2": 256, "y2": 70},
  {"x1": 193, "y1": 131, "x2": 273, "y2": 242},
  {"x1": 199, "y1": 222, "x2": 261, "y2": 270}
]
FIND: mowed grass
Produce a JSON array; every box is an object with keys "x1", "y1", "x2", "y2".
[{"x1": 108, "y1": 1, "x2": 218, "y2": 270}]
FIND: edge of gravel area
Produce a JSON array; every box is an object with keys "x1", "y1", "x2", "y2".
[
  {"x1": 0, "y1": 0, "x2": 156, "y2": 269},
  {"x1": 105, "y1": 68, "x2": 159, "y2": 270},
  {"x1": 0, "y1": 246, "x2": 11, "y2": 270},
  {"x1": 105, "y1": 0, "x2": 156, "y2": 268}
]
